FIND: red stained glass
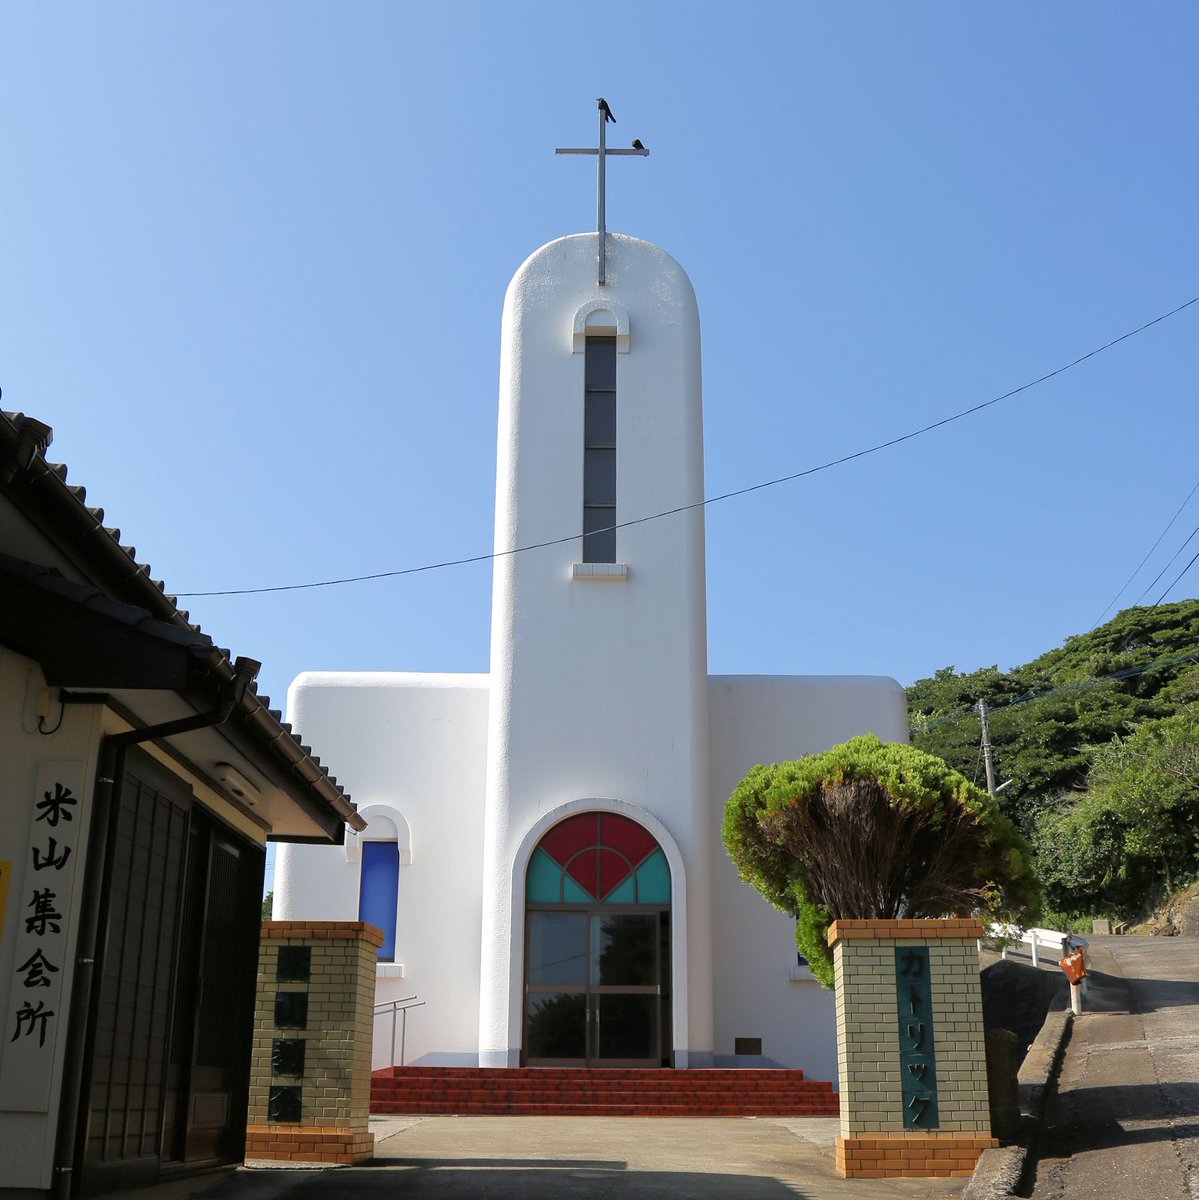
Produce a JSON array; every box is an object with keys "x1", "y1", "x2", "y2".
[
  {"x1": 540, "y1": 813, "x2": 599, "y2": 870},
  {"x1": 600, "y1": 814, "x2": 658, "y2": 868},
  {"x1": 534, "y1": 812, "x2": 662, "y2": 904},
  {"x1": 597, "y1": 847, "x2": 631, "y2": 897},
  {"x1": 564, "y1": 848, "x2": 600, "y2": 899}
]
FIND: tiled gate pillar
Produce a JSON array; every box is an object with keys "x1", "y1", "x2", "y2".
[
  {"x1": 245, "y1": 921, "x2": 383, "y2": 1165},
  {"x1": 830, "y1": 918, "x2": 997, "y2": 1178}
]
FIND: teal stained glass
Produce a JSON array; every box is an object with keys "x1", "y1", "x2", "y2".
[
  {"x1": 634, "y1": 849, "x2": 670, "y2": 904},
  {"x1": 527, "y1": 848, "x2": 566, "y2": 903},
  {"x1": 603, "y1": 875, "x2": 637, "y2": 904}
]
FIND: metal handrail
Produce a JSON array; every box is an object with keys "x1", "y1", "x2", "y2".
[{"x1": 373, "y1": 995, "x2": 425, "y2": 1067}]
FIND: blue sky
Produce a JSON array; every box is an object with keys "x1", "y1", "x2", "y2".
[{"x1": 3, "y1": 2, "x2": 1197, "y2": 727}]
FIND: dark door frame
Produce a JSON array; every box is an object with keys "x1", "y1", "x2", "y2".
[{"x1": 523, "y1": 905, "x2": 671, "y2": 1068}]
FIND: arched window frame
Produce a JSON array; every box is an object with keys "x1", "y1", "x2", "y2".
[
  {"x1": 571, "y1": 301, "x2": 630, "y2": 355},
  {"x1": 345, "y1": 803, "x2": 411, "y2": 971},
  {"x1": 507, "y1": 799, "x2": 693, "y2": 1065}
]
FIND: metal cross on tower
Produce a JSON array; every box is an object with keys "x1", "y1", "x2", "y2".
[{"x1": 556, "y1": 98, "x2": 650, "y2": 286}]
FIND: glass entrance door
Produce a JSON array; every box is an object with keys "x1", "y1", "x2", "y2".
[
  {"x1": 525, "y1": 911, "x2": 667, "y2": 1066},
  {"x1": 522, "y1": 811, "x2": 673, "y2": 1067}
]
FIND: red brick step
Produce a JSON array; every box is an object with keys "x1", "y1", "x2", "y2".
[{"x1": 370, "y1": 1066, "x2": 839, "y2": 1118}]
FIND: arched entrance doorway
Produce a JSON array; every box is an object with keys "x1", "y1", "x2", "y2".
[{"x1": 523, "y1": 811, "x2": 672, "y2": 1067}]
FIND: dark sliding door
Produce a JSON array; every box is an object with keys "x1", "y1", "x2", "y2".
[
  {"x1": 160, "y1": 810, "x2": 262, "y2": 1166},
  {"x1": 78, "y1": 747, "x2": 263, "y2": 1197}
]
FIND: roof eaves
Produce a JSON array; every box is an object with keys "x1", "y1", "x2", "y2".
[{"x1": 0, "y1": 408, "x2": 363, "y2": 833}]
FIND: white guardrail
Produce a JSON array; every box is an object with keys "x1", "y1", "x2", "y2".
[
  {"x1": 986, "y1": 923, "x2": 1087, "y2": 969},
  {"x1": 984, "y1": 924, "x2": 1091, "y2": 1010}
]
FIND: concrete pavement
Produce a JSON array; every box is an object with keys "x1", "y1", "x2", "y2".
[
  {"x1": 1030, "y1": 936, "x2": 1199, "y2": 1200},
  {"x1": 194, "y1": 1114, "x2": 964, "y2": 1200}
]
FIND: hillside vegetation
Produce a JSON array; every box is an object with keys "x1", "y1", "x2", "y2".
[{"x1": 907, "y1": 599, "x2": 1199, "y2": 924}]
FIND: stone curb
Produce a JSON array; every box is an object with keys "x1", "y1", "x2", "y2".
[{"x1": 964, "y1": 994, "x2": 1072, "y2": 1200}]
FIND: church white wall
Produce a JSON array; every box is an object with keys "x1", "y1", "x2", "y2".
[
  {"x1": 706, "y1": 674, "x2": 909, "y2": 1086},
  {"x1": 0, "y1": 649, "x2": 105, "y2": 1194},
  {"x1": 277, "y1": 672, "x2": 489, "y2": 1066},
  {"x1": 481, "y1": 233, "x2": 714, "y2": 1067}
]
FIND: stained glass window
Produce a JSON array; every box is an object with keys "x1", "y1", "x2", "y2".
[{"x1": 526, "y1": 813, "x2": 670, "y2": 905}]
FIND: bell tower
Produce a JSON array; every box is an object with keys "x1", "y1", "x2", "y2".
[{"x1": 477, "y1": 230, "x2": 714, "y2": 1067}]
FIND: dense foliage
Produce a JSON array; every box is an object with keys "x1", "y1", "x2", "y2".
[
  {"x1": 1029, "y1": 710, "x2": 1199, "y2": 916},
  {"x1": 908, "y1": 599, "x2": 1199, "y2": 922},
  {"x1": 722, "y1": 736, "x2": 1040, "y2": 987}
]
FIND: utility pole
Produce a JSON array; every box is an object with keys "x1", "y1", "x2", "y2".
[{"x1": 978, "y1": 699, "x2": 997, "y2": 796}]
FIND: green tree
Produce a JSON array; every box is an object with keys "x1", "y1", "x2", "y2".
[
  {"x1": 908, "y1": 599, "x2": 1199, "y2": 831},
  {"x1": 722, "y1": 735, "x2": 1040, "y2": 987},
  {"x1": 1089, "y1": 710, "x2": 1199, "y2": 886},
  {"x1": 1032, "y1": 708, "x2": 1199, "y2": 918},
  {"x1": 261, "y1": 890, "x2": 274, "y2": 920}
]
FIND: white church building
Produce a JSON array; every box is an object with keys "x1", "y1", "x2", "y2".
[{"x1": 276, "y1": 228, "x2": 908, "y2": 1087}]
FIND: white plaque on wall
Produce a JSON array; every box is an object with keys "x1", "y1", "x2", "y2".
[{"x1": 0, "y1": 761, "x2": 86, "y2": 1112}]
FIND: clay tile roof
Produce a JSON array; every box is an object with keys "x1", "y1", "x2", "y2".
[{"x1": 0, "y1": 408, "x2": 363, "y2": 833}]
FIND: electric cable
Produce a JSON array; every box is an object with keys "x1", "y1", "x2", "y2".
[
  {"x1": 1153, "y1": 547, "x2": 1199, "y2": 607},
  {"x1": 176, "y1": 294, "x2": 1199, "y2": 598},
  {"x1": 1132, "y1": 522, "x2": 1199, "y2": 606},
  {"x1": 1093, "y1": 477, "x2": 1199, "y2": 627}
]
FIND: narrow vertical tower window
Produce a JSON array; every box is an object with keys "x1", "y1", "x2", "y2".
[{"x1": 583, "y1": 336, "x2": 617, "y2": 562}]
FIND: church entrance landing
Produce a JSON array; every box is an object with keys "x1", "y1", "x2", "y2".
[{"x1": 523, "y1": 813, "x2": 671, "y2": 1067}]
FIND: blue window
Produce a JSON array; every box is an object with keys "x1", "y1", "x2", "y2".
[{"x1": 358, "y1": 841, "x2": 399, "y2": 961}]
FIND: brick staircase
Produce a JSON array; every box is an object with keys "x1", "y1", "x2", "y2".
[{"x1": 370, "y1": 1066, "x2": 839, "y2": 1117}]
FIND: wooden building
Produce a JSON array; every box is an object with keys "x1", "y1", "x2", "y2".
[{"x1": 0, "y1": 409, "x2": 363, "y2": 1198}]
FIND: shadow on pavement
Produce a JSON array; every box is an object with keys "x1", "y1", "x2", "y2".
[
  {"x1": 1051, "y1": 1080, "x2": 1199, "y2": 1149},
  {"x1": 379, "y1": 1157, "x2": 627, "y2": 1170},
  {"x1": 1118, "y1": 975, "x2": 1199, "y2": 1012},
  {"x1": 197, "y1": 1164, "x2": 812, "y2": 1199}
]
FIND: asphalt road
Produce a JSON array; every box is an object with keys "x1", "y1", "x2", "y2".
[{"x1": 1030, "y1": 936, "x2": 1199, "y2": 1200}]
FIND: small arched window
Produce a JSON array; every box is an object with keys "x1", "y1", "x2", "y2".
[
  {"x1": 348, "y1": 804, "x2": 410, "y2": 964},
  {"x1": 359, "y1": 842, "x2": 399, "y2": 961}
]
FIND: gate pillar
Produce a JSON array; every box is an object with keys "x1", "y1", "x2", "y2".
[
  {"x1": 244, "y1": 921, "x2": 382, "y2": 1165},
  {"x1": 830, "y1": 918, "x2": 997, "y2": 1178}
]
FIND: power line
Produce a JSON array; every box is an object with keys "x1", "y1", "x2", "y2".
[
  {"x1": 1154, "y1": 547, "x2": 1199, "y2": 607},
  {"x1": 1093, "y1": 477, "x2": 1199, "y2": 627},
  {"x1": 177, "y1": 293, "x2": 1199, "y2": 599},
  {"x1": 1133, "y1": 522, "x2": 1199, "y2": 606}
]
